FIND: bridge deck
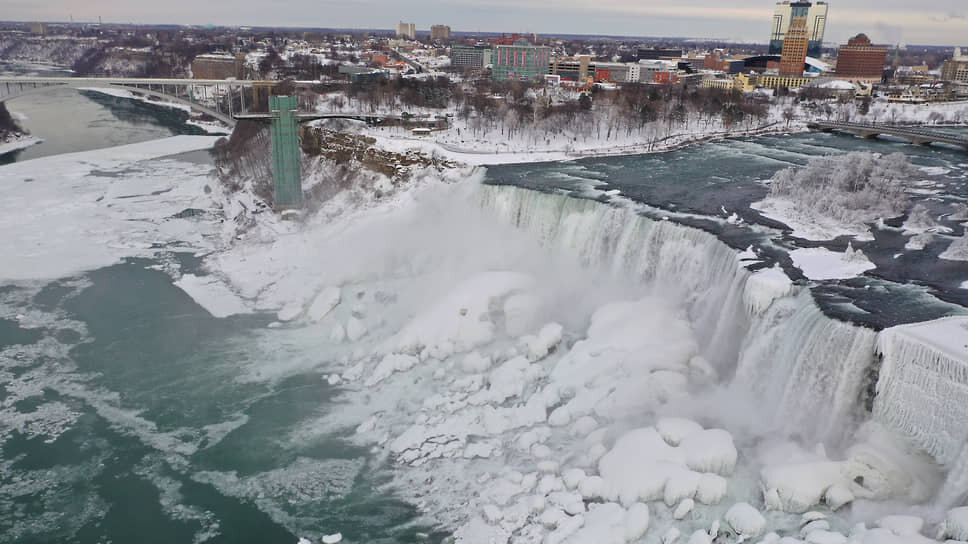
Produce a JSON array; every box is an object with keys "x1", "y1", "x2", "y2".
[{"x1": 808, "y1": 121, "x2": 968, "y2": 148}]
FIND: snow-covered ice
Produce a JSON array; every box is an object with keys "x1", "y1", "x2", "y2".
[
  {"x1": 0, "y1": 135, "x2": 222, "y2": 282},
  {"x1": 789, "y1": 246, "x2": 876, "y2": 280}
]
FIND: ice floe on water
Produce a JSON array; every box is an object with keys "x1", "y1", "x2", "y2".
[
  {"x1": 0, "y1": 135, "x2": 224, "y2": 282},
  {"x1": 789, "y1": 245, "x2": 876, "y2": 281}
]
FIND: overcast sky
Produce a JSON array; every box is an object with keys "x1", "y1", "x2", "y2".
[{"x1": 5, "y1": 0, "x2": 967, "y2": 46}]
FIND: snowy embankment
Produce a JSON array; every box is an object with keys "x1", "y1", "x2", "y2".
[
  {"x1": 0, "y1": 135, "x2": 225, "y2": 282},
  {"x1": 78, "y1": 87, "x2": 231, "y2": 134},
  {"x1": 193, "y1": 161, "x2": 968, "y2": 543},
  {"x1": 0, "y1": 134, "x2": 42, "y2": 156}
]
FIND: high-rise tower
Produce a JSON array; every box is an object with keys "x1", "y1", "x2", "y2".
[
  {"x1": 778, "y1": 2, "x2": 810, "y2": 76},
  {"x1": 770, "y1": 1, "x2": 827, "y2": 57}
]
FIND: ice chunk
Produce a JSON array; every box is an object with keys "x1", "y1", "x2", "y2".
[
  {"x1": 366, "y1": 353, "x2": 419, "y2": 386},
  {"x1": 308, "y1": 287, "x2": 341, "y2": 321},
  {"x1": 789, "y1": 247, "x2": 875, "y2": 281},
  {"x1": 322, "y1": 533, "x2": 342, "y2": 544},
  {"x1": 673, "y1": 498, "x2": 694, "y2": 520},
  {"x1": 725, "y1": 502, "x2": 766, "y2": 538},
  {"x1": 802, "y1": 530, "x2": 846, "y2": 543},
  {"x1": 175, "y1": 274, "x2": 250, "y2": 318},
  {"x1": 662, "y1": 527, "x2": 681, "y2": 544},
  {"x1": 823, "y1": 484, "x2": 853, "y2": 510},
  {"x1": 663, "y1": 467, "x2": 701, "y2": 506}
]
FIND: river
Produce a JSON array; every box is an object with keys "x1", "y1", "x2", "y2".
[
  {"x1": 0, "y1": 60, "x2": 216, "y2": 165},
  {"x1": 1, "y1": 65, "x2": 967, "y2": 543}
]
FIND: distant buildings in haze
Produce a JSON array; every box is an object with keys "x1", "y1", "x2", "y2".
[
  {"x1": 395, "y1": 21, "x2": 415, "y2": 40},
  {"x1": 430, "y1": 25, "x2": 451, "y2": 40}
]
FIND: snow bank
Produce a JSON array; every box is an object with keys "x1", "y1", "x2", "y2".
[
  {"x1": 0, "y1": 135, "x2": 42, "y2": 156},
  {"x1": 789, "y1": 246, "x2": 875, "y2": 280}
]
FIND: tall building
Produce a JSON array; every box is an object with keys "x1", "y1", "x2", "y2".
[
  {"x1": 834, "y1": 34, "x2": 888, "y2": 83},
  {"x1": 778, "y1": 2, "x2": 810, "y2": 76},
  {"x1": 492, "y1": 42, "x2": 551, "y2": 81},
  {"x1": 396, "y1": 21, "x2": 416, "y2": 40},
  {"x1": 770, "y1": 1, "x2": 827, "y2": 57},
  {"x1": 941, "y1": 47, "x2": 968, "y2": 83},
  {"x1": 430, "y1": 25, "x2": 451, "y2": 40}
]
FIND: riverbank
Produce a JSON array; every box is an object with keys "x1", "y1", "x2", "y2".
[
  {"x1": 0, "y1": 134, "x2": 42, "y2": 156},
  {"x1": 356, "y1": 121, "x2": 803, "y2": 166}
]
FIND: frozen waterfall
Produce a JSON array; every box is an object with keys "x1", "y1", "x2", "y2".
[{"x1": 478, "y1": 183, "x2": 968, "y2": 498}]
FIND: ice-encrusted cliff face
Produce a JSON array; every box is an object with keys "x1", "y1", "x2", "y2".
[{"x1": 478, "y1": 183, "x2": 968, "y2": 484}]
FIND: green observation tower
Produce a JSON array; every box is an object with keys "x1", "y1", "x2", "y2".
[{"x1": 269, "y1": 96, "x2": 302, "y2": 209}]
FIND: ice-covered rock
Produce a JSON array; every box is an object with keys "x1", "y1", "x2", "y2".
[
  {"x1": 624, "y1": 502, "x2": 650, "y2": 541},
  {"x1": 679, "y1": 429, "x2": 737, "y2": 475},
  {"x1": 725, "y1": 502, "x2": 767, "y2": 538},
  {"x1": 823, "y1": 483, "x2": 854, "y2": 510},
  {"x1": 366, "y1": 353, "x2": 419, "y2": 386}
]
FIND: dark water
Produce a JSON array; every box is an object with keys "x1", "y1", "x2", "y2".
[
  {"x1": 0, "y1": 61, "x2": 219, "y2": 164},
  {"x1": 485, "y1": 130, "x2": 968, "y2": 328},
  {"x1": 0, "y1": 260, "x2": 441, "y2": 544}
]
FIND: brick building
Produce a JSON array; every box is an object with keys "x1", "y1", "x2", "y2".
[
  {"x1": 191, "y1": 53, "x2": 242, "y2": 79},
  {"x1": 834, "y1": 34, "x2": 888, "y2": 83},
  {"x1": 778, "y1": 2, "x2": 810, "y2": 76}
]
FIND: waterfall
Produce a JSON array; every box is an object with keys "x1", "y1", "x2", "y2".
[
  {"x1": 731, "y1": 291, "x2": 878, "y2": 447},
  {"x1": 478, "y1": 183, "x2": 968, "y2": 495},
  {"x1": 479, "y1": 184, "x2": 751, "y2": 370}
]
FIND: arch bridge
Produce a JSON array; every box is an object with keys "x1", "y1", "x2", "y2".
[
  {"x1": 809, "y1": 121, "x2": 968, "y2": 151},
  {"x1": 0, "y1": 76, "x2": 277, "y2": 127}
]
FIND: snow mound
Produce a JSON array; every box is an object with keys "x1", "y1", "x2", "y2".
[
  {"x1": 725, "y1": 502, "x2": 767, "y2": 538},
  {"x1": 598, "y1": 423, "x2": 736, "y2": 506},
  {"x1": 940, "y1": 233, "x2": 968, "y2": 262}
]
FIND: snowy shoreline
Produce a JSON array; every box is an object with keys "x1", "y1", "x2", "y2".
[{"x1": 0, "y1": 135, "x2": 43, "y2": 156}]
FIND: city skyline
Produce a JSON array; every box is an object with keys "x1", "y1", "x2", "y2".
[{"x1": 2, "y1": 0, "x2": 966, "y2": 47}]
